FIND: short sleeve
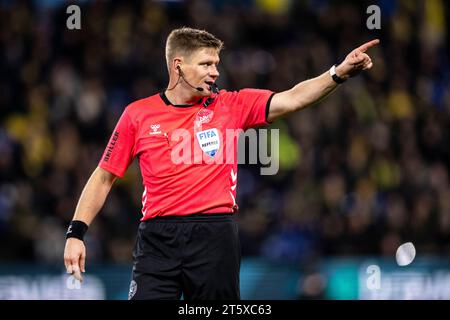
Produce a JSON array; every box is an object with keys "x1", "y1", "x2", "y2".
[
  {"x1": 98, "y1": 109, "x2": 136, "y2": 177},
  {"x1": 232, "y1": 89, "x2": 275, "y2": 130}
]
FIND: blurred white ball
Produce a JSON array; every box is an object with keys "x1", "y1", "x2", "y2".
[{"x1": 396, "y1": 242, "x2": 416, "y2": 266}]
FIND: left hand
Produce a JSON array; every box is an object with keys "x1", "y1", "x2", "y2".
[{"x1": 336, "y1": 39, "x2": 380, "y2": 79}]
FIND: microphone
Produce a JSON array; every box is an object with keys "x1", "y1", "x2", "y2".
[
  {"x1": 210, "y1": 82, "x2": 219, "y2": 94},
  {"x1": 203, "y1": 83, "x2": 220, "y2": 107},
  {"x1": 175, "y1": 66, "x2": 220, "y2": 108},
  {"x1": 177, "y1": 66, "x2": 204, "y2": 92}
]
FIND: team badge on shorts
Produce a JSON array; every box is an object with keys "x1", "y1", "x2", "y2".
[
  {"x1": 196, "y1": 128, "x2": 220, "y2": 157},
  {"x1": 128, "y1": 280, "x2": 137, "y2": 300}
]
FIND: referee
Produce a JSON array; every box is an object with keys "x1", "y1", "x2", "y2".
[{"x1": 64, "y1": 27, "x2": 378, "y2": 300}]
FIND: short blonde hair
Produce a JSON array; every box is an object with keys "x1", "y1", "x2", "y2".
[{"x1": 165, "y1": 27, "x2": 224, "y2": 68}]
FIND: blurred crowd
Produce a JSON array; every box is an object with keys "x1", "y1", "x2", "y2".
[{"x1": 0, "y1": 0, "x2": 449, "y2": 274}]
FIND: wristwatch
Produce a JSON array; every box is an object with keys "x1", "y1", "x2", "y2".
[{"x1": 329, "y1": 64, "x2": 347, "y2": 84}]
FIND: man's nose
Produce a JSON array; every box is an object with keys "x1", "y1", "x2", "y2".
[{"x1": 209, "y1": 66, "x2": 219, "y2": 78}]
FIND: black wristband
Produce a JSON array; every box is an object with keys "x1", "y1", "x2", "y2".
[{"x1": 66, "y1": 220, "x2": 89, "y2": 241}]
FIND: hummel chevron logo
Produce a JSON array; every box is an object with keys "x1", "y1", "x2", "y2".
[
  {"x1": 231, "y1": 169, "x2": 237, "y2": 182},
  {"x1": 149, "y1": 124, "x2": 162, "y2": 135}
]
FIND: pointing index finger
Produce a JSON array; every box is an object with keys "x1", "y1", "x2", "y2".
[{"x1": 357, "y1": 39, "x2": 380, "y2": 52}]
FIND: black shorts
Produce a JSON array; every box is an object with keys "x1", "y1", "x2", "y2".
[{"x1": 129, "y1": 214, "x2": 241, "y2": 300}]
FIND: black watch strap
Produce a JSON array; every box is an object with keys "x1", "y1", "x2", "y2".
[{"x1": 329, "y1": 64, "x2": 346, "y2": 84}]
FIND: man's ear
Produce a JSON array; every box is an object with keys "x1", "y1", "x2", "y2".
[{"x1": 172, "y1": 58, "x2": 182, "y2": 74}]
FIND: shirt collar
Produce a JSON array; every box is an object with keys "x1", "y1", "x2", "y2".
[{"x1": 159, "y1": 92, "x2": 203, "y2": 108}]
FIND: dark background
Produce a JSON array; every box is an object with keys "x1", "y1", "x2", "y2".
[{"x1": 0, "y1": 0, "x2": 449, "y2": 299}]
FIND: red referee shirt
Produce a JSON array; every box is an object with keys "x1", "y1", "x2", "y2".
[{"x1": 99, "y1": 89, "x2": 274, "y2": 220}]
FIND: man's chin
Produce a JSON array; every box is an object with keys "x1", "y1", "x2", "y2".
[
  {"x1": 200, "y1": 88, "x2": 212, "y2": 96},
  {"x1": 193, "y1": 90, "x2": 211, "y2": 99}
]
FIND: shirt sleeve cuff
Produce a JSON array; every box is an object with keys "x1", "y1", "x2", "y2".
[
  {"x1": 265, "y1": 92, "x2": 276, "y2": 124},
  {"x1": 98, "y1": 163, "x2": 125, "y2": 178}
]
